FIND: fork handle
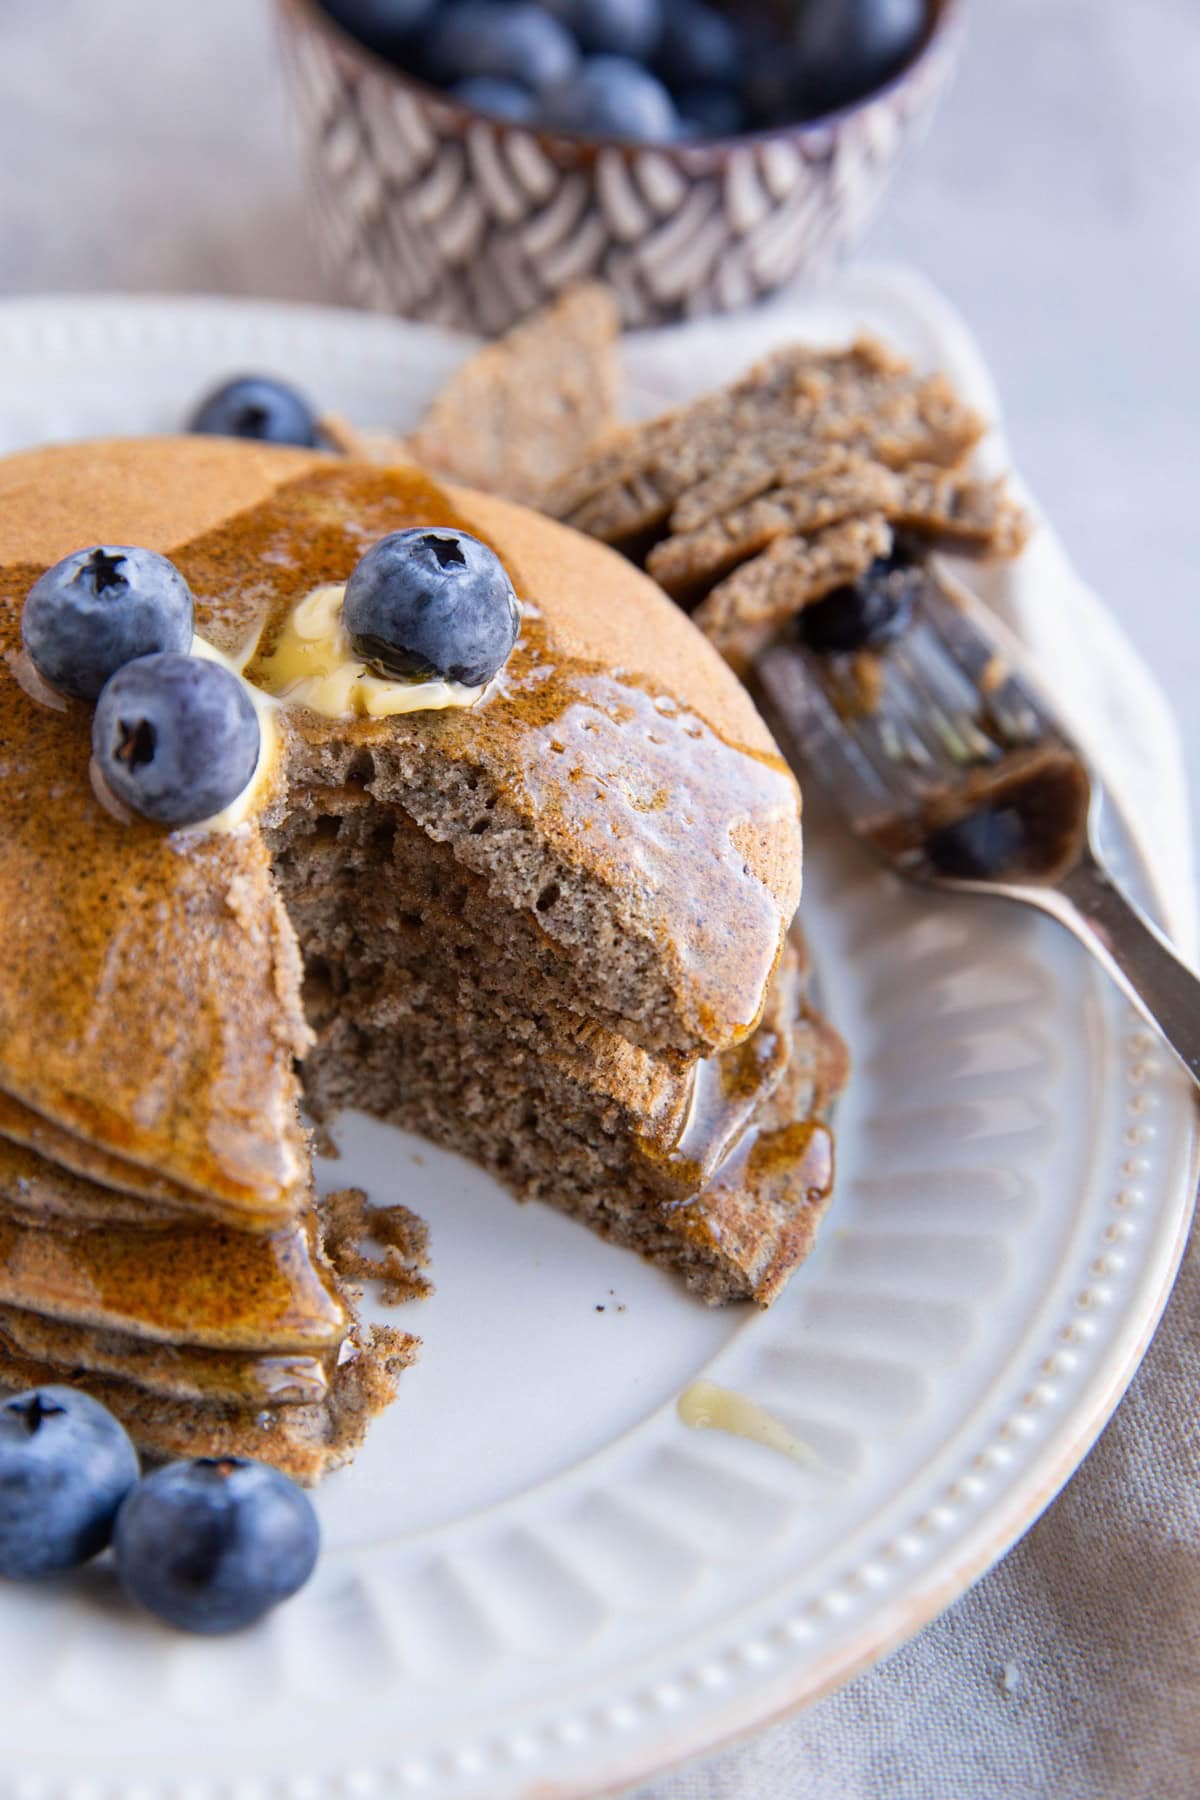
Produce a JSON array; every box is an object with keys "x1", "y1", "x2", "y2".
[{"x1": 1038, "y1": 852, "x2": 1200, "y2": 1087}]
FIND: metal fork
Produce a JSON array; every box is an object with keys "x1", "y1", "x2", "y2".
[{"x1": 756, "y1": 564, "x2": 1200, "y2": 1090}]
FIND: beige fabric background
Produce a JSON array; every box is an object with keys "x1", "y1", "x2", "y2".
[{"x1": 2, "y1": 3, "x2": 1198, "y2": 1794}]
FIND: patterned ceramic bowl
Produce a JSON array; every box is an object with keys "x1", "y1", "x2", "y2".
[{"x1": 277, "y1": 0, "x2": 963, "y2": 334}]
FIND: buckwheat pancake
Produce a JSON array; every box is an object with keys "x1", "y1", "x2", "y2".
[
  {"x1": 0, "y1": 1327, "x2": 417, "y2": 1486},
  {"x1": 0, "y1": 1205, "x2": 345, "y2": 1351},
  {"x1": 0, "y1": 436, "x2": 838, "y2": 1475},
  {"x1": 0, "y1": 1304, "x2": 335, "y2": 1408},
  {"x1": 549, "y1": 336, "x2": 1029, "y2": 672}
]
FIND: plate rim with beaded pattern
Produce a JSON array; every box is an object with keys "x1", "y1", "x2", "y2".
[{"x1": 0, "y1": 271, "x2": 1194, "y2": 1800}]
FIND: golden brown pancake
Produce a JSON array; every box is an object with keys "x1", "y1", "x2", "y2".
[
  {"x1": 0, "y1": 1325, "x2": 418, "y2": 1485},
  {"x1": 0, "y1": 437, "x2": 833, "y2": 1475},
  {"x1": 0, "y1": 440, "x2": 802, "y2": 1218},
  {"x1": 0, "y1": 1305, "x2": 333, "y2": 1408},
  {"x1": 0, "y1": 1205, "x2": 345, "y2": 1351},
  {"x1": 0, "y1": 1117, "x2": 189, "y2": 1228}
]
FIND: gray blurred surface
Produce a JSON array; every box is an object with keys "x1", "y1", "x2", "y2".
[{"x1": 0, "y1": 0, "x2": 1195, "y2": 843}]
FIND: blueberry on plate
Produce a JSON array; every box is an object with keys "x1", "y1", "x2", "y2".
[
  {"x1": 92, "y1": 652, "x2": 261, "y2": 829},
  {"x1": 187, "y1": 374, "x2": 321, "y2": 448},
  {"x1": 654, "y1": 0, "x2": 742, "y2": 92},
  {"x1": 547, "y1": 0, "x2": 662, "y2": 61},
  {"x1": 789, "y1": 0, "x2": 926, "y2": 115},
  {"x1": 451, "y1": 74, "x2": 538, "y2": 120},
  {"x1": 318, "y1": 0, "x2": 437, "y2": 58},
  {"x1": 22, "y1": 545, "x2": 194, "y2": 704},
  {"x1": 114, "y1": 1457, "x2": 320, "y2": 1635},
  {"x1": 427, "y1": 3, "x2": 578, "y2": 95},
  {"x1": 0, "y1": 1387, "x2": 139, "y2": 1579},
  {"x1": 345, "y1": 527, "x2": 520, "y2": 688},
  {"x1": 798, "y1": 555, "x2": 925, "y2": 654},
  {"x1": 926, "y1": 806, "x2": 1026, "y2": 880},
  {"x1": 545, "y1": 55, "x2": 679, "y2": 140}
]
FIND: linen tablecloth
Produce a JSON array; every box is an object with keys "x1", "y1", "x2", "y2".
[{"x1": 615, "y1": 284, "x2": 1200, "y2": 1800}]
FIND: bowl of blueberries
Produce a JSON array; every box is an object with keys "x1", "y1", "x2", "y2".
[{"x1": 279, "y1": 0, "x2": 962, "y2": 331}]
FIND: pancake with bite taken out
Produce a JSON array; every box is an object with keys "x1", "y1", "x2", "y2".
[{"x1": 0, "y1": 436, "x2": 841, "y2": 1478}]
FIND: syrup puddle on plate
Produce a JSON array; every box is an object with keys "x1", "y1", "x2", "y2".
[{"x1": 677, "y1": 1380, "x2": 831, "y2": 1473}]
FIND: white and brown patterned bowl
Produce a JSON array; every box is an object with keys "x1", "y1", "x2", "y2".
[{"x1": 277, "y1": 0, "x2": 963, "y2": 334}]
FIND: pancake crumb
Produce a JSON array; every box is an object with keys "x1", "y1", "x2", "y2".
[{"x1": 322, "y1": 1186, "x2": 434, "y2": 1306}]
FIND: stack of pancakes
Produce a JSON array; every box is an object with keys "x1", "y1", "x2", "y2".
[{"x1": 0, "y1": 439, "x2": 841, "y2": 1479}]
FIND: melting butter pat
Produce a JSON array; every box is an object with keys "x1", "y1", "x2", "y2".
[
  {"x1": 187, "y1": 635, "x2": 281, "y2": 835},
  {"x1": 255, "y1": 583, "x2": 484, "y2": 720}
]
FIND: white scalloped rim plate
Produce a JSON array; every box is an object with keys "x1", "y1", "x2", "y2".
[{"x1": 0, "y1": 275, "x2": 1194, "y2": 1800}]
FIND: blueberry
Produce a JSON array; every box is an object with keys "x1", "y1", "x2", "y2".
[
  {"x1": 451, "y1": 75, "x2": 538, "y2": 120},
  {"x1": 92, "y1": 653, "x2": 261, "y2": 828},
  {"x1": 789, "y1": 0, "x2": 927, "y2": 115},
  {"x1": 678, "y1": 83, "x2": 745, "y2": 137},
  {"x1": 187, "y1": 375, "x2": 320, "y2": 448},
  {"x1": 926, "y1": 807, "x2": 1026, "y2": 880},
  {"x1": 545, "y1": 55, "x2": 679, "y2": 139},
  {"x1": 655, "y1": 0, "x2": 741, "y2": 92},
  {"x1": 317, "y1": 0, "x2": 437, "y2": 59},
  {"x1": 741, "y1": 41, "x2": 796, "y2": 128},
  {"x1": 546, "y1": 0, "x2": 662, "y2": 60},
  {"x1": 0, "y1": 1387, "x2": 138, "y2": 1579},
  {"x1": 798, "y1": 555, "x2": 925, "y2": 654},
  {"x1": 21, "y1": 545, "x2": 194, "y2": 704},
  {"x1": 114, "y1": 1457, "x2": 319, "y2": 1635},
  {"x1": 427, "y1": 4, "x2": 578, "y2": 95},
  {"x1": 344, "y1": 528, "x2": 520, "y2": 688}
]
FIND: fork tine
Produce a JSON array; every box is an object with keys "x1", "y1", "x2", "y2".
[
  {"x1": 859, "y1": 680, "x2": 938, "y2": 780},
  {"x1": 755, "y1": 559, "x2": 1090, "y2": 884},
  {"x1": 894, "y1": 624, "x2": 1004, "y2": 763},
  {"x1": 919, "y1": 576, "x2": 1052, "y2": 745},
  {"x1": 881, "y1": 636, "x2": 968, "y2": 770},
  {"x1": 757, "y1": 643, "x2": 901, "y2": 827}
]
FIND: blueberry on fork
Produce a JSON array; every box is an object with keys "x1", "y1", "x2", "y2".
[
  {"x1": 926, "y1": 806, "x2": 1027, "y2": 880},
  {"x1": 798, "y1": 554, "x2": 925, "y2": 654}
]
